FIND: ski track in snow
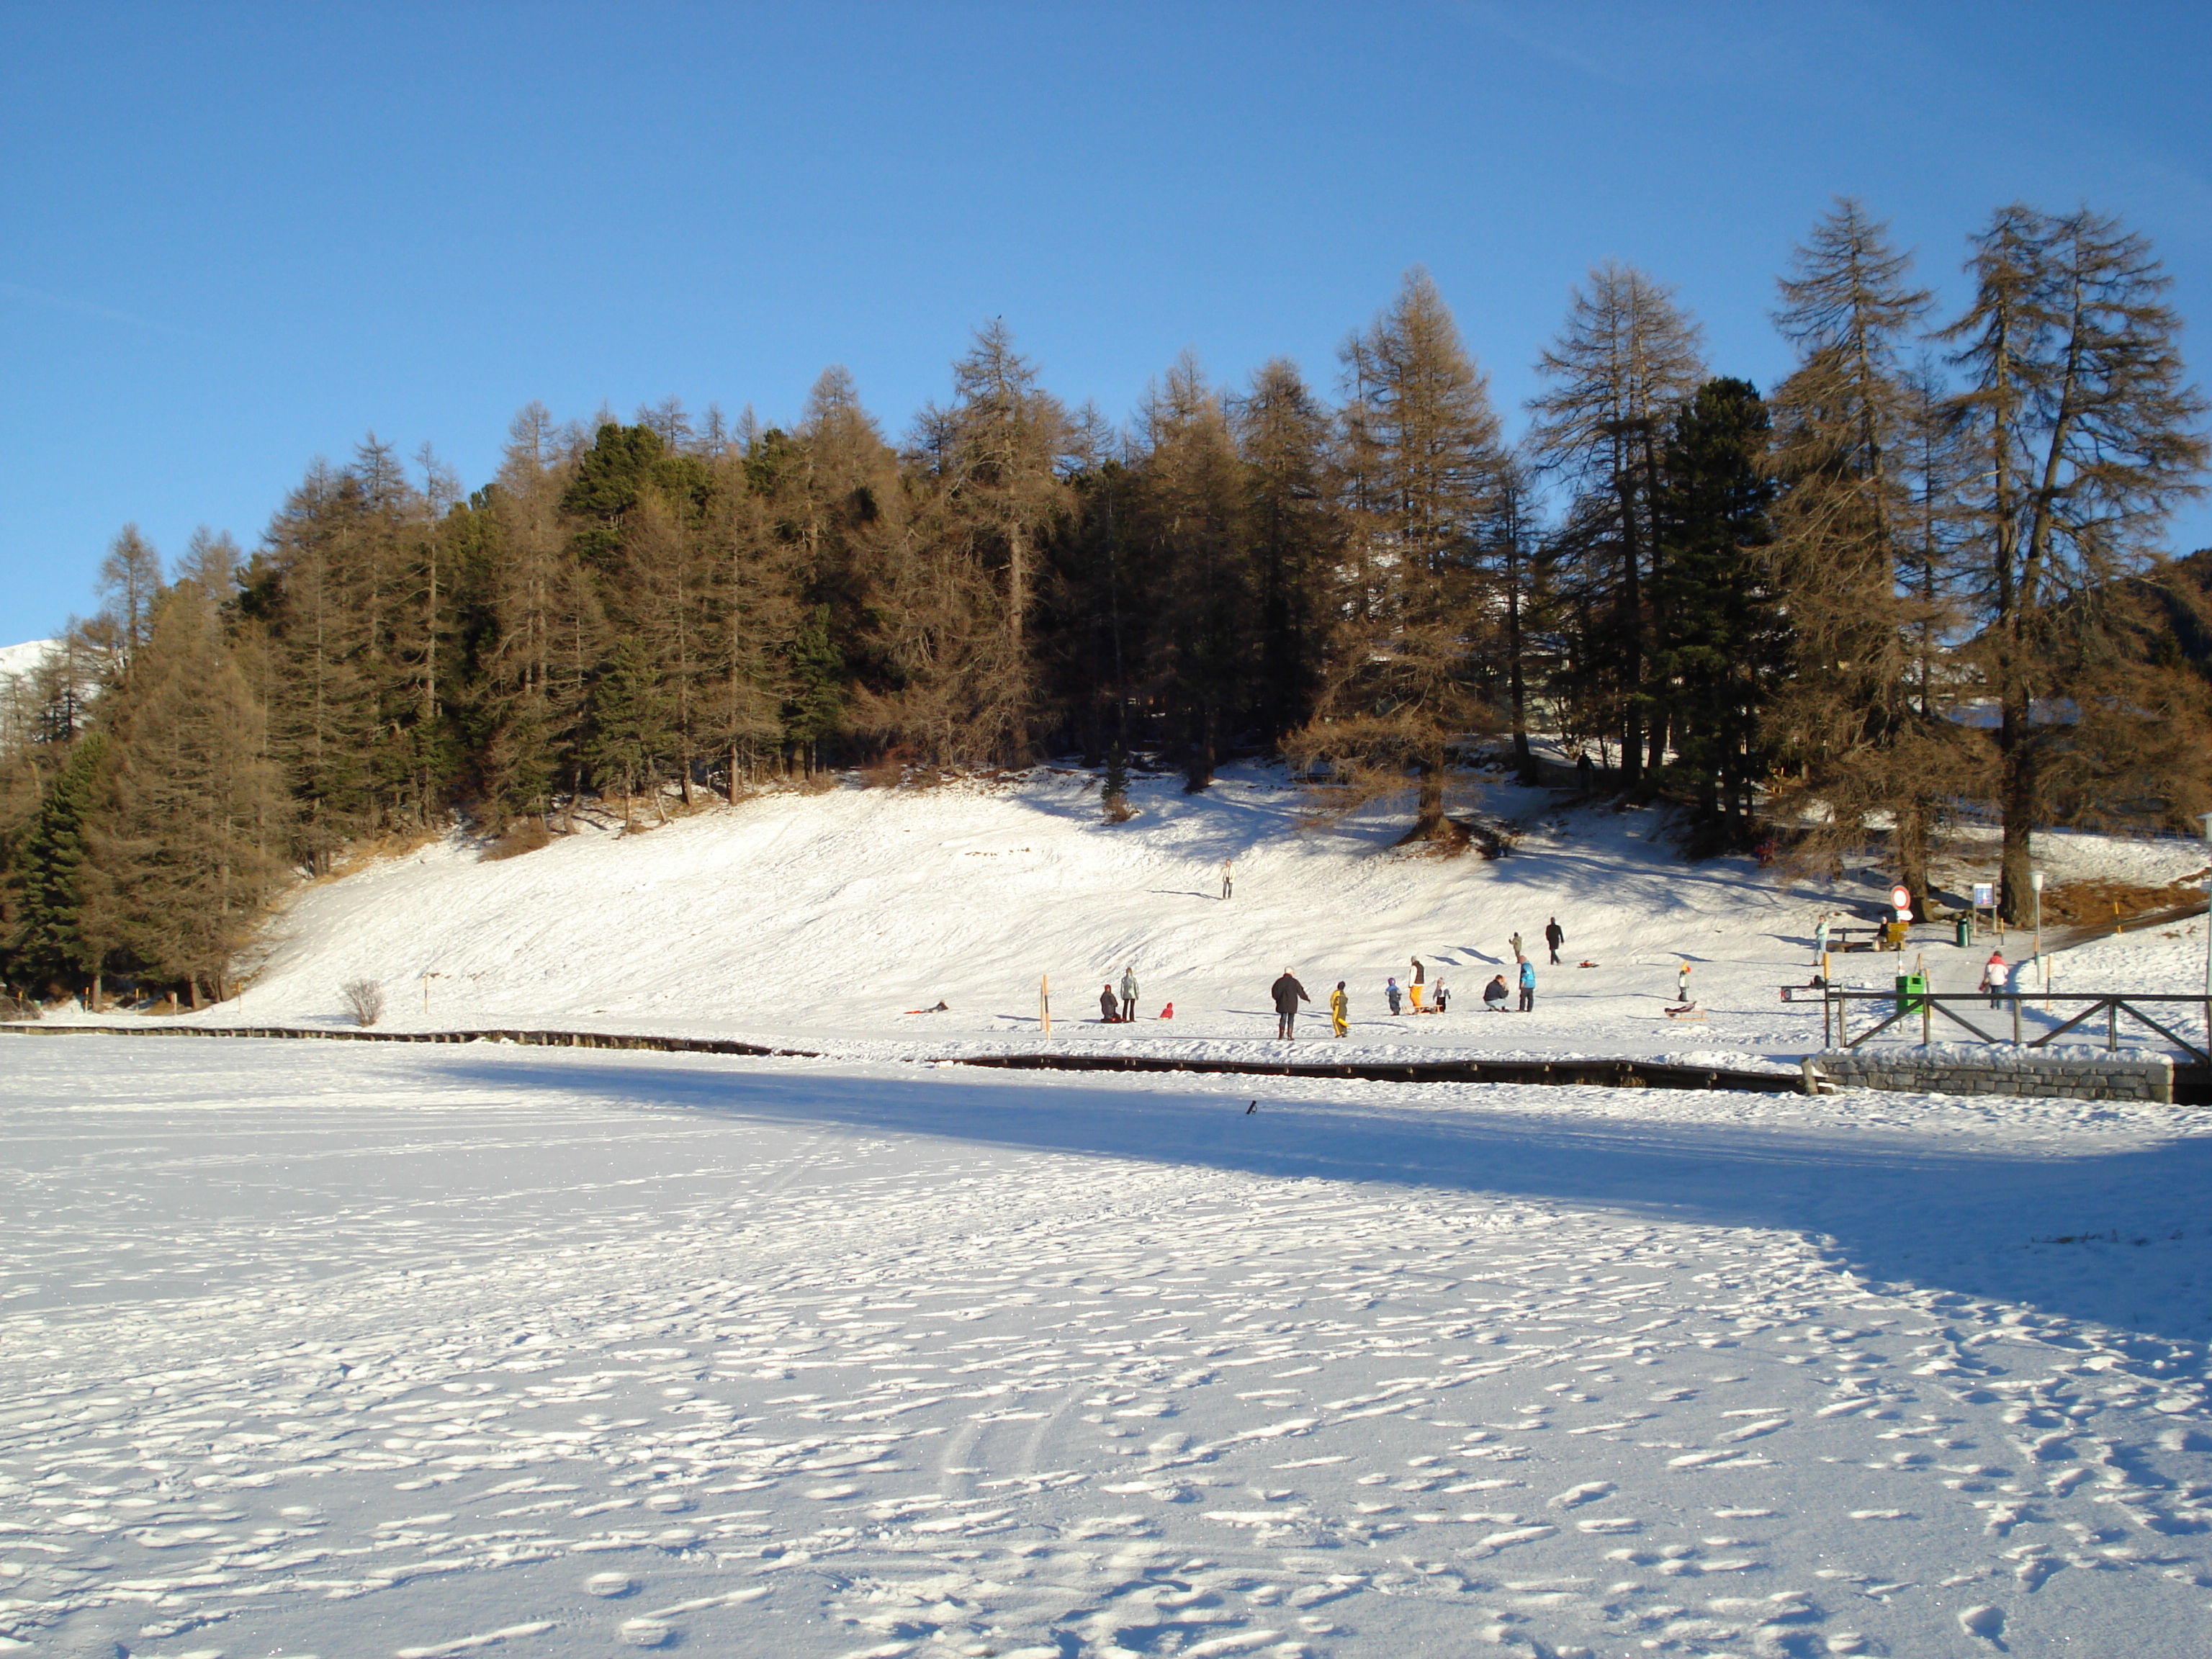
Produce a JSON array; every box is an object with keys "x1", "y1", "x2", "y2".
[{"x1": 5, "y1": 1038, "x2": 2211, "y2": 1658}]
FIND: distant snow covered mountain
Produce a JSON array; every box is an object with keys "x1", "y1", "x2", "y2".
[{"x1": 0, "y1": 639, "x2": 56, "y2": 683}]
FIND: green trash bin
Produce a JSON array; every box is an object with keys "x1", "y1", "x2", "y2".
[
  {"x1": 1955, "y1": 916, "x2": 1972, "y2": 948},
  {"x1": 1895, "y1": 972, "x2": 1928, "y2": 1016}
]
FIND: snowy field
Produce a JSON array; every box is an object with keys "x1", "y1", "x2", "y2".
[
  {"x1": 71, "y1": 766, "x2": 2211, "y2": 1072},
  {"x1": 6, "y1": 1035, "x2": 2212, "y2": 1658}
]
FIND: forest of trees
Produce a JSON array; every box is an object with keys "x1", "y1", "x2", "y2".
[{"x1": 6, "y1": 197, "x2": 2210, "y2": 1004}]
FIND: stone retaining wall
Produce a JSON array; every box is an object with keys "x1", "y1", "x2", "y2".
[{"x1": 1813, "y1": 1046, "x2": 2173, "y2": 1103}]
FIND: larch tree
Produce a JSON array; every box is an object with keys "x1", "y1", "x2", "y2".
[
  {"x1": 1528, "y1": 262, "x2": 1707, "y2": 787},
  {"x1": 1292, "y1": 268, "x2": 1506, "y2": 840},
  {"x1": 912, "y1": 322, "x2": 1075, "y2": 762},
  {"x1": 860, "y1": 326, "x2": 1071, "y2": 769},
  {"x1": 84, "y1": 583, "x2": 287, "y2": 1004},
  {"x1": 1480, "y1": 451, "x2": 1545, "y2": 784},
  {"x1": 98, "y1": 524, "x2": 165, "y2": 661},
  {"x1": 1943, "y1": 204, "x2": 2210, "y2": 920},
  {"x1": 474, "y1": 404, "x2": 603, "y2": 827},
  {"x1": 1763, "y1": 200, "x2": 1959, "y2": 909},
  {"x1": 1131, "y1": 354, "x2": 1254, "y2": 791}
]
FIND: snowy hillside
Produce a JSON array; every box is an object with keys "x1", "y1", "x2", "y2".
[
  {"x1": 148, "y1": 763, "x2": 2212, "y2": 1067},
  {"x1": 0, "y1": 638, "x2": 55, "y2": 685}
]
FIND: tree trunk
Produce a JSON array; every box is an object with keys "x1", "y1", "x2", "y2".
[
  {"x1": 1411, "y1": 758, "x2": 1447, "y2": 840},
  {"x1": 1997, "y1": 704, "x2": 2037, "y2": 925},
  {"x1": 1612, "y1": 455, "x2": 1645, "y2": 788},
  {"x1": 1506, "y1": 536, "x2": 1534, "y2": 785},
  {"x1": 1896, "y1": 797, "x2": 1932, "y2": 920}
]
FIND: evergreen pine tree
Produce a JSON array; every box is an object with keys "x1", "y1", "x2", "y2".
[
  {"x1": 9, "y1": 733, "x2": 107, "y2": 992},
  {"x1": 583, "y1": 637, "x2": 674, "y2": 826},
  {"x1": 1237, "y1": 359, "x2": 1337, "y2": 746},
  {"x1": 1652, "y1": 379, "x2": 1787, "y2": 844}
]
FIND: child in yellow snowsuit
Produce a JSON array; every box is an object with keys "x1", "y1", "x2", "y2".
[{"x1": 1329, "y1": 981, "x2": 1349, "y2": 1037}]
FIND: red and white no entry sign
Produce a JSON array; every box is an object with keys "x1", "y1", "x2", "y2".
[{"x1": 1891, "y1": 885, "x2": 1912, "y2": 911}]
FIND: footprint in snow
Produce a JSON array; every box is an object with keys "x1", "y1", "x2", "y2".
[
  {"x1": 1550, "y1": 1480, "x2": 1615, "y2": 1508},
  {"x1": 1958, "y1": 1603, "x2": 2008, "y2": 1645}
]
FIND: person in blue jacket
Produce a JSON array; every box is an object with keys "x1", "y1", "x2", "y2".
[{"x1": 1517, "y1": 957, "x2": 1537, "y2": 1012}]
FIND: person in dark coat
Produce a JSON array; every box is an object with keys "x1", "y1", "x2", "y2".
[
  {"x1": 1270, "y1": 967, "x2": 1309, "y2": 1039},
  {"x1": 1100, "y1": 983, "x2": 1120, "y2": 1022},
  {"x1": 1545, "y1": 917, "x2": 1565, "y2": 965},
  {"x1": 1483, "y1": 974, "x2": 1509, "y2": 1011}
]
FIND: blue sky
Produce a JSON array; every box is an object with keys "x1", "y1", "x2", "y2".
[{"x1": 6, "y1": 1, "x2": 2210, "y2": 642}]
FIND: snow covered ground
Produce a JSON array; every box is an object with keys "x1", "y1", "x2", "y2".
[
  {"x1": 10, "y1": 770, "x2": 2211, "y2": 1655},
  {"x1": 69, "y1": 765, "x2": 2212, "y2": 1070},
  {"x1": 6, "y1": 1036, "x2": 2211, "y2": 1657}
]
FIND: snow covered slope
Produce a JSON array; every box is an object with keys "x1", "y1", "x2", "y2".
[
  {"x1": 0, "y1": 637, "x2": 55, "y2": 685},
  {"x1": 147, "y1": 763, "x2": 2212, "y2": 1066}
]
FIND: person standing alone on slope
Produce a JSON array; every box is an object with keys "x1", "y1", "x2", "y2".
[
  {"x1": 1221, "y1": 858, "x2": 1233, "y2": 900},
  {"x1": 1518, "y1": 957, "x2": 1537, "y2": 1012},
  {"x1": 1329, "y1": 981, "x2": 1349, "y2": 1038},
  {"x1": 1545, "y1": 917, "x2": 1565, "y2": 966},
  {"x1": 1120, "y1": 966, "x2": 1139, "y2": 1023},
  {"x1": 1271, "y1": 967, "x2": 1309, "y2": 1039}
]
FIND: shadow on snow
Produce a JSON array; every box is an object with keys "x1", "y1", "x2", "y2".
[{"x1": 428, "y1": 1053, "x2": 2212, "y2": 1351}]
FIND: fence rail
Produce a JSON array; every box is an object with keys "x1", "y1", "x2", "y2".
[{"x1": 1821, "y1": 988, "x2": 2211, "y2": 1064}]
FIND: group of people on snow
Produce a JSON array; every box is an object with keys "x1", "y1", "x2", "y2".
[
  {"x1": 1098, "y1": 965, "x2": 1143, "y2": 1022},
  {"x1": 1102, "y1": 916, "x2": 1570, "y2": 1040}
]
